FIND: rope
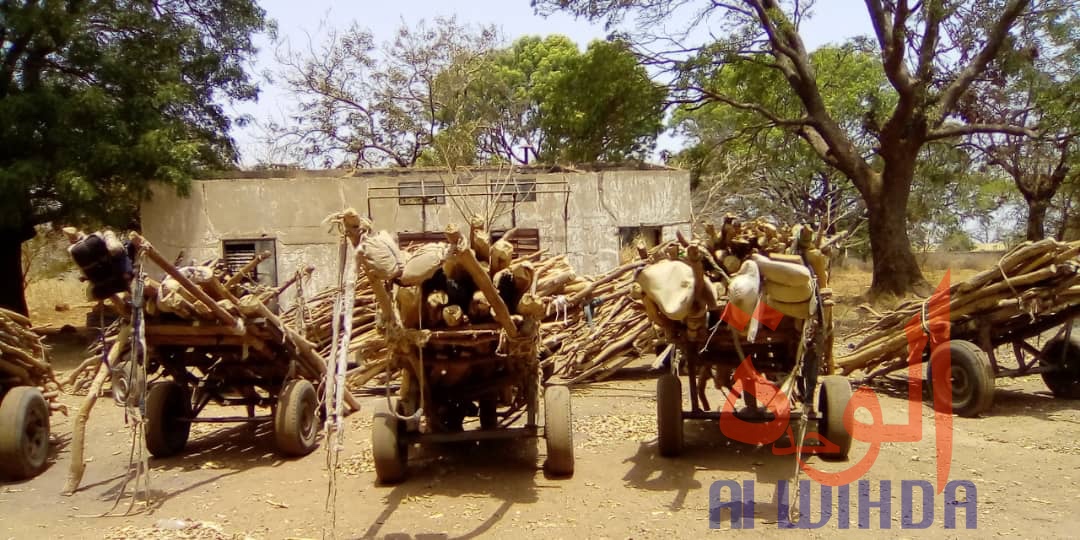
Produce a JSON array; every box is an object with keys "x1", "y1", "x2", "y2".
[
  {"x1": 323, "y1": 228, "x2": 356, "y2": 539},
  {"x1": 89, "y1": 247, "x2": 153, "y2": 518}
]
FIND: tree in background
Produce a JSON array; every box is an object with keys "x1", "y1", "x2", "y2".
[
  {"x1": 960, "y1": 8, "x2": 1080, "y2": 240},
  {"x1": 534, "y1": 39, "x2": 667, "y2": 162},
  {"x1": 274, "y1": 25, "x2": 666, "y2": 167},
  {"x1": 0, "y1": 0, "x2": 270, "y2": 316},
  {"x1": 438, "y1": 35, "x2": 580, "y2": 164},
  {"x1": 534, "y1": 0, "x2": 1062, "y2": 297},
  {"x1": 429, "y1": 35, "x2": 667, "y2": 165},
  {"x1": 672, "y1": 43, "x2": 884, "y2": 237},
  {"x1": 271, "y1": 17, "x2": 498, "y2": 168}
]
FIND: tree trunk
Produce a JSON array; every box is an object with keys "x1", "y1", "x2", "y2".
[
  {"x1": 863, "y1": 157, "x2": 928, "y2": 298},
  {"x1": 1025, "y1": 197, "x2": 1049, "y2": 241},
  {"x1": 0, "y1": 230, "x2": 31, "y2": 317}
]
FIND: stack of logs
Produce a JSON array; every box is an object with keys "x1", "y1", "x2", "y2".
[
  {"x1": 280, "y1": 219, "x2": 657, "y2": 388},
  {"x1": 0, "y1": 308, "x2": 63, "y2": 415},
  {"x1": 836, "y1": 238, "x2": 1080, "y2": 376},
  {"x1": 282, "y1": 214, "x2": 850, "y2": 387},
  {"x1": 62, "y1": 232, "x2": 326, "y2": 395}
]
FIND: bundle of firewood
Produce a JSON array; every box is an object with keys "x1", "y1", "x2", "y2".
[
  {"x1": 836, "y1": 238, "x2": 1080, "y2": 376},
  {"x1": 279, "y1": 221, "x2": 658, "y2": 388},
  {"x1": 61, "y1": 230, "x2": 321, "y2": 393},
  {"x1": 0, "y1": 308, "x2": 64, "y2": 414}
]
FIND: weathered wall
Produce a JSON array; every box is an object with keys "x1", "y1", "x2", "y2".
[{"x1": 141, "y1": 167, "x2": 690, "y2": 306}]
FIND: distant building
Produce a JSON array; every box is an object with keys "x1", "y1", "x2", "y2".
[{"x1": 140, "y1": 165, "x2": 691, "y2": 306}]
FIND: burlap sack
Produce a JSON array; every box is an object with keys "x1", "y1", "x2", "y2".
[
  {"x1": 751, "y1": 253, "x2": 811, "y2": 287},
  {"x1": 635, "y1": 259, "x2": 695, "y2": 321},
  {"x1": 763, "y1": 278, "x2": 813, "y2": 303},
  {"x1": 358, "y1": 230, "x2": 404, "y2": 280},
  {"x1": 400, "y1": 242, "x2": 448, "y2": 286}
]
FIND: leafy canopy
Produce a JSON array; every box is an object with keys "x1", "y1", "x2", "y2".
[{"x1": 0, "y1": 0, "x2": 271, "y2": 233}]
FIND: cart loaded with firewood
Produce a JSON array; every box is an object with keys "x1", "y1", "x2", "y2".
[
  {"x1": 341, "y1": 213, "x2": 573, "y2": 484},
  {"x1": 635, "y1": 217, "x2": 854, "y2": 460},
  {"x1": 62, "y1": 228, "x2": 354, "y2": 464},
  {"x1": 0, "y1": 308, "x2": 62, "y2": 480},
  {"x1": 837, "y1": 238, "x2": 1080, "y2": 417}
]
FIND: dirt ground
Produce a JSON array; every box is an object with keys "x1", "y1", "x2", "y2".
[
  {"x1": 3, "y1": 339, "x2": 1080, "y2": 539},
  {"x1": 4, "y1": 267, "x2": 1080, "y2": 539}
]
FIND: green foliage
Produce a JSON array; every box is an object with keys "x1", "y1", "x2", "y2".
[
  {"x1": 672, "y1": 43, "x2": 885, "y2": 231},
  {"x1": 939, "y1": 230, "x2": 976, "y2": 252},
  {"x1": 440, "y1": 36, "x2": 667, "y2": 164},
  {"x1": 0, "y1": 0, "x2": 270, "y2": 232},
  {"x1": 535, "y1": 39, "x2": 667, "y2": 162}
]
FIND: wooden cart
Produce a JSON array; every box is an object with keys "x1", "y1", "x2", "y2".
[
  {"x1": 637, "y1": 239, "x2": 855, "y2": 460},
  {"x1": 838, "y1": 239, "x2": 1080, "y2": 417},
  {"x1": 0, "y1": 308, "x2": 60, "y2": 480},
  {"x1": 357, "y1": 224, "x2": 574, "y2": 484},
  {"x1": 84, "y1": 234, "x2": 356, "y2": 459}
]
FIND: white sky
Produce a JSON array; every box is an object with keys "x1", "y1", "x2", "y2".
[{"x1": 230, "y1": 0, "x2": 873, "y2": 166}]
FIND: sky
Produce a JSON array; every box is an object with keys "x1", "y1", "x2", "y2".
[{"x1": 231, "y1": 0, "x2": 874, "y2": 167}]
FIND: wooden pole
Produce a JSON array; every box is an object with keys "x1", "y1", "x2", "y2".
[{"x1": 129, "y1": 233, "x2": 242, "y2": 333}]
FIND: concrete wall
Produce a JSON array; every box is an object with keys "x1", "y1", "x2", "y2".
[{"x1": 141, "y1": 167, "x2": 691, "y2": 307}]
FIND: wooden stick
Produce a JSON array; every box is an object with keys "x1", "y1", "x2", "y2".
[
  {"x1": 224, "y1": 250, "x2": 272, "y2": 288},
  {"x1": 130, "y1": 233, "x2": 242, "y2": 333},
  {"x1": 445, "y1": 224, "x2": 517, "y2": 337}
]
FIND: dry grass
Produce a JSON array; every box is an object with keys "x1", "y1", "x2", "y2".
[{"x1": 25, "y1": 274, "x2": 93, "y2": 329}]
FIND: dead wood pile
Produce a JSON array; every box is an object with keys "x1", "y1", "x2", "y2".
[
  {"x1": 282, "y1": 213, "x2": 851, "y2": 387},
  {"x1": 0, "y1": 308, "x2": 64, "y2": 414},
  {"x1": 836, "y1": 238, "x2": 1080, "y2": 376},
  {"x1": 61, "y1": 231, "x2": 324, "y2": 395},
  {"x1": 279, "y1": 215, "x2": 658, "y2": 387}
]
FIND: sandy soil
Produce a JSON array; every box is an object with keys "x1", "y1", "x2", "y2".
[
  {"x1": 2, "y1": 343, "x2": 1079, "y2": 539},
  {"x1": 5, "y1": 266, "x2": 1080, "y2": 539}
]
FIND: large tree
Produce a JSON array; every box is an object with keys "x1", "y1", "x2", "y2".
[
  {"x1": 271, "y1": 17, "x2": 499, "y2": 168},
  {"x1": 672, "y1": 42, "x2": 884, "y2": 232},
  {"x1": 960, "y1": 8, "x2": 1080, "y2": 240},
  {"x1": 438, "y1": 35, "x2": 667, "y2": 165},
  {"x1": 535, "y1": 0, "x2": 1061, "y2": 296},
  {"x1": 0, "y1": 0, "x2": 269, "y2": 316}
]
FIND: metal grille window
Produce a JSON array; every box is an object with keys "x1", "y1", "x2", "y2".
[
  {"x1": 222, "y1": 238, "x2": 278, "y2": 287},
  {"x1": 496, "y1": 178, "x2": 537, "y2": 203},
  {"x1": 398, "y1": 180, "x2": 446, "y2": 205}
]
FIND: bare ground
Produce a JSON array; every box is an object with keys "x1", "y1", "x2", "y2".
[{"x1": 4, "y1": 267, "x2": 1080, "y2": 539}]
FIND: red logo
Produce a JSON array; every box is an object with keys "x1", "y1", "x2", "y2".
[{"x1": 718, "y1": 273, "x2": 954, "y2": 491}]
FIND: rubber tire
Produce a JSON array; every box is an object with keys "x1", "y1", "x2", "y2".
[
  {"x1": 543, "y1": 385, "x2": 574, "y2": 477},
  {"x1": 1040, "y1": 335, "x2": 1080, "y2": 399},
  {"x1": 0, "y1": 387, "x2": 50, "y2": 480},
  {"x1": 927, "y1": 340, "x2": 995, "y2": 417},
  {"x1": 656, "y1": 373, "x2": 684, "y2": 457},
  {"x1": 817, "y1": 376, "x2": 853, "y2": 461},
  {"x1": 274, "y1": 379, "x2": 319, "y2": 456},
  {"x1": 372, "y1": 398, "x2": 407, "y2": 484},
  {"x1": 145, "y1": 382, "x2": 192, "y2": 458}
]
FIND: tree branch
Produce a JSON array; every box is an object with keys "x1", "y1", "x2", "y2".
[
  {"x1": 934, "y1": 0, "x2": 1032, "y2": 119},
  {"x1": 927, "y1": 122, "x2": 1037, "y2": 141}
]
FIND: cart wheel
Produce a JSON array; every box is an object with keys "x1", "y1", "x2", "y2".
[
  {"x1": 817, "y1": 376, "x2": 853, "y2": 461},
  {"x1": 274, "y1": 379, "x2": 319, "y2": 456},
  {"x1": 372, "y1": 397, "x2": 407, "y2": 484},
  {"x1": 656, "y1": 373, "x2": 683, "y2": 457},
  {"x1": 145, "y1": 382, "x2": 191, "y2": 458},
  {"x1": 0, "y1": 387, "x2": 50, "y2": 480},
  {"x1": 1040, "y1": 334, "x2": 1080, "y2": 399},
  {"x1": 927, "y1": 340, "x2": 995, "y2": 417},
  {"x1": 543, "y1": 385, "x2": 574, "y2": 477}
]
